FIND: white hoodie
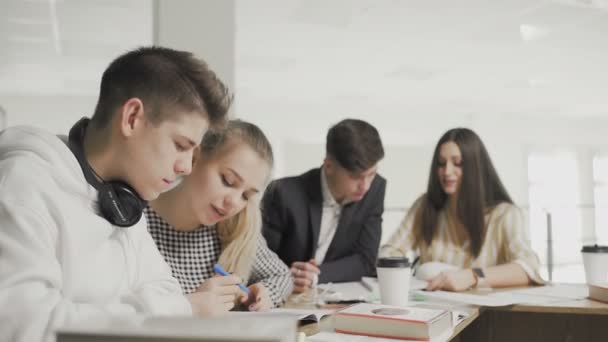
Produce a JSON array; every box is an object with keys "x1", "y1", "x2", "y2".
[{"x1": 0, "y1": 126, "x2": 191, "y2": 342}]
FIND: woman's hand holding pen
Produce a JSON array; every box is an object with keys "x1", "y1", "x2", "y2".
[
  {"x1": 243, "y1": 283, "x2": 271, "y2": 312},
  {"x1": 186, "y1": 275, "x2": 248, "y2": 316},
  {"x1": 290, "y1": 259, "x2": 320, "y2": 293}
]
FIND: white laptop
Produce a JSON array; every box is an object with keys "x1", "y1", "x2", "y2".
[{"x1": 57, "y1": 315, "x2": 297, "y2": 342}]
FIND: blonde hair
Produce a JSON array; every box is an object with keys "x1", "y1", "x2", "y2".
[{"x1": 200, "y1": 120, "x2": 274, "y2": 282}]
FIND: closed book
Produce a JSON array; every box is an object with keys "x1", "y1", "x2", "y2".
[
  {"x1": 333, "y1": 303, "x2": 451, "y2": 341},
  {"x1": 588, "y1": 283, "x2": 608, "y2": 304}
]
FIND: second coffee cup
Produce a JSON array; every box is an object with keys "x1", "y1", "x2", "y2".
[{"x1": 582, "y1": 244, "x2": 608, "y2": 284}]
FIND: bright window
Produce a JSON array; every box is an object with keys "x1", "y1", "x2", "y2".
[
  {"x1": 594, "y1": 154, "x2": 608, "y2": 244},
  {"x1": 528, "y1": 151, "x2": 584, "y2": 282}
]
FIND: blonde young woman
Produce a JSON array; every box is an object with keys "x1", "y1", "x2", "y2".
[
  {"x1": 382, "y1": 128, "x2": 543, "y2": 292},
  {"x1": 145, "y1": 120, "x2": 292, "y2": 315}
]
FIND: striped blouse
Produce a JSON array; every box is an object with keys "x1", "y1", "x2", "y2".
[
  {"x1": 381, "y1": 196, "x2": 544, "y2": 284},
  {"x1": 144, "y1": 207, "x2": 293, "y2": 307}
]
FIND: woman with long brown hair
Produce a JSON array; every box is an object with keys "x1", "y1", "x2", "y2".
[{"x1": 382, "y1": 128, "x2": 543, "y2": 291}]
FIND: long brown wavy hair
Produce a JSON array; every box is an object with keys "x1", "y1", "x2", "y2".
[{"x1": 413, "y1": 128, "x2": 513, "y2": 258}]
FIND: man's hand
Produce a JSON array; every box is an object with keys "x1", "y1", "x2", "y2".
[{"x1": 291, "y1": 259, "x2": 320, "y2": 293}]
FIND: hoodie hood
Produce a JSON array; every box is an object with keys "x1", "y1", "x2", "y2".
[{"x1": 0, "y1": 125, "x2": 92, "y2": 200}]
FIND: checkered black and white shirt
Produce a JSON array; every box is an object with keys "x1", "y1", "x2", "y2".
[{"x1": 144, "y1": 207, "x2": 293, "y2": 307}]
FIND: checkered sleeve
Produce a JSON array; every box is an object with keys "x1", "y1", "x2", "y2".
[{"x1": 248, "y1": 234, "x2": 293, "y2": 307}]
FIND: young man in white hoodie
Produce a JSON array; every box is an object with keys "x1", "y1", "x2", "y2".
[{"x1": 0, "y1": 47, "x2": 245, "y2": 342}]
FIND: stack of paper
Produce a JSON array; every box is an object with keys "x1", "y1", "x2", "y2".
[{"x1": 414, "y1": 283, "x2": 590, "y2": 307}]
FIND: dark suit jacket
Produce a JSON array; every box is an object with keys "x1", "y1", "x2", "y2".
[{"x1": 261, "y1": 168, "x2": 386, "y2": 283}]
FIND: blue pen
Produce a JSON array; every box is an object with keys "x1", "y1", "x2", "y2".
[{"x1": 212, "y1": 264, "x2": 251, "y2": 296}]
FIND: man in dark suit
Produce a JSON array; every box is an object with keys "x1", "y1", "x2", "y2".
[{"x1": 262, "y1": 119, "x2": 386, "y2": 292}]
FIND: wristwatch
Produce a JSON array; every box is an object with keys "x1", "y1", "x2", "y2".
[{"x1": 472, "y1": 267, "x2": 490, "y2": 289}]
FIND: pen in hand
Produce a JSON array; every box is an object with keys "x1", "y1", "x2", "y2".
[{"x1": 212, "y1": 264, "x2": 252, "y2": 296}]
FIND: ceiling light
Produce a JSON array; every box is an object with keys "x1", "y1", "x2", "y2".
[{"x1": 519, "y1": 24, "x2": 550, "y2": 42}]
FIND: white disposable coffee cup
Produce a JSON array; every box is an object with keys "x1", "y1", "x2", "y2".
[
  {"x1": 582, "y1": 245, "x2": 608, "y2": 284},
  {"x1": 376, "y1": 257, "x2": 411, "y2": 307}
]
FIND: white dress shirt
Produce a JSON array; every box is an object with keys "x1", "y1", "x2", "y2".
[{"x1": 314, "y1": 167, "x2": 343, "y2": 264}]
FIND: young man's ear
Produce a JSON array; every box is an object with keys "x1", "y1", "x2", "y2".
[
  {"x1": 118, "y1": 98, "x2": 145, "y2": 137},
  {"x1": 323, "y1": 157, "x2": 334, "y2": 175}
]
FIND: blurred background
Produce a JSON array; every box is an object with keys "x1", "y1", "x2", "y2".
[{"x1": 1, "y1": 0, "x2": 607, "y2": 282}]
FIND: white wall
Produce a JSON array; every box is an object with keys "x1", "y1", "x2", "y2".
[
  {"x1": 0, "y1": 0, "x2": 154, "y2": 133},
  {"x1": 154, "y1": 0, "x2": 235, "y2": 101},
  {"x1": 1, "y1": 94, "x2": 97, "y2": 133},
  {"x1": 0, "y1": 0, "x2": 235, "y2": 133}
]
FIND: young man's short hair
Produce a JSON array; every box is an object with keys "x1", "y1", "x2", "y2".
[
  {"x1": 326, "y1": 118, "x2": 384, "y2": 173},
  {"x1": 91, "y1": 46, "x2": 232, "y2": 129}
]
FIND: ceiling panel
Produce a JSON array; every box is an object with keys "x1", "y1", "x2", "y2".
[
  {"x1": 0, "y1": 0, "x2": 153, "y2": 95},
  {"x1": 235, "y1": 0, "x2": 608, "y2": 119}
]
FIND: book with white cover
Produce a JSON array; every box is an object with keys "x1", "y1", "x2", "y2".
[
  {"x1": 588, "y1": 283, "x2": 608, "y2": 304},
  {"x1": 333, "y1": 303, "x2": 451, "y2": 341}
]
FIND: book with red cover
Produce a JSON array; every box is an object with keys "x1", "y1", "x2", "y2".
[
  {"x1": 333, "y1": 303, "x2": 451, "y2": 341},
  {"x1": 588, "y1": 283, "x2": 608, "y2": 304}
]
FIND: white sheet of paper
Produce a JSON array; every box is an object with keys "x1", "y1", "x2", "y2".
[
  {"x1": 361, "y1": 276, "x2": 427, "y2": 291},
  {"x1": 501, "y1": 284, "x2": 588, "y2": 300},
  {"x1": 414, "y1": 290, "x2": 516, "y2": 307},
  {"x1": 318, "y1": 281, "x2": 372, "y2": 302},
  {"x1": 267, "y1": 308, "x2": 336, "y2": 321},
  {"x1": 410, "y1": 278, "x2": 429, "y2": 290},
  {"x1": 414, "y1": 284, "x2": 589, "y2": 307}
]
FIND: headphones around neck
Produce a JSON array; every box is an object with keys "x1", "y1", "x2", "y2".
[{"x1": 68, "y1": 118, "x2": 146, "y2": 227}]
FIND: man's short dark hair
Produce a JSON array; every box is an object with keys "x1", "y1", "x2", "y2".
[
  {"x1": 326, "y1": 118, "x2": 384, "y2": 173},
  {"x1": 91, "y1": 46, "x2": 232, "y2": 129}
]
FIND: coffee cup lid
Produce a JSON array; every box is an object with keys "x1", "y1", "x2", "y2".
[
  {"x1": 581, "y1": 244, "x2": 608, "y2": 253},
  {"x1": 377, "y1": 257, "x2": 410, "y2": 268}
]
